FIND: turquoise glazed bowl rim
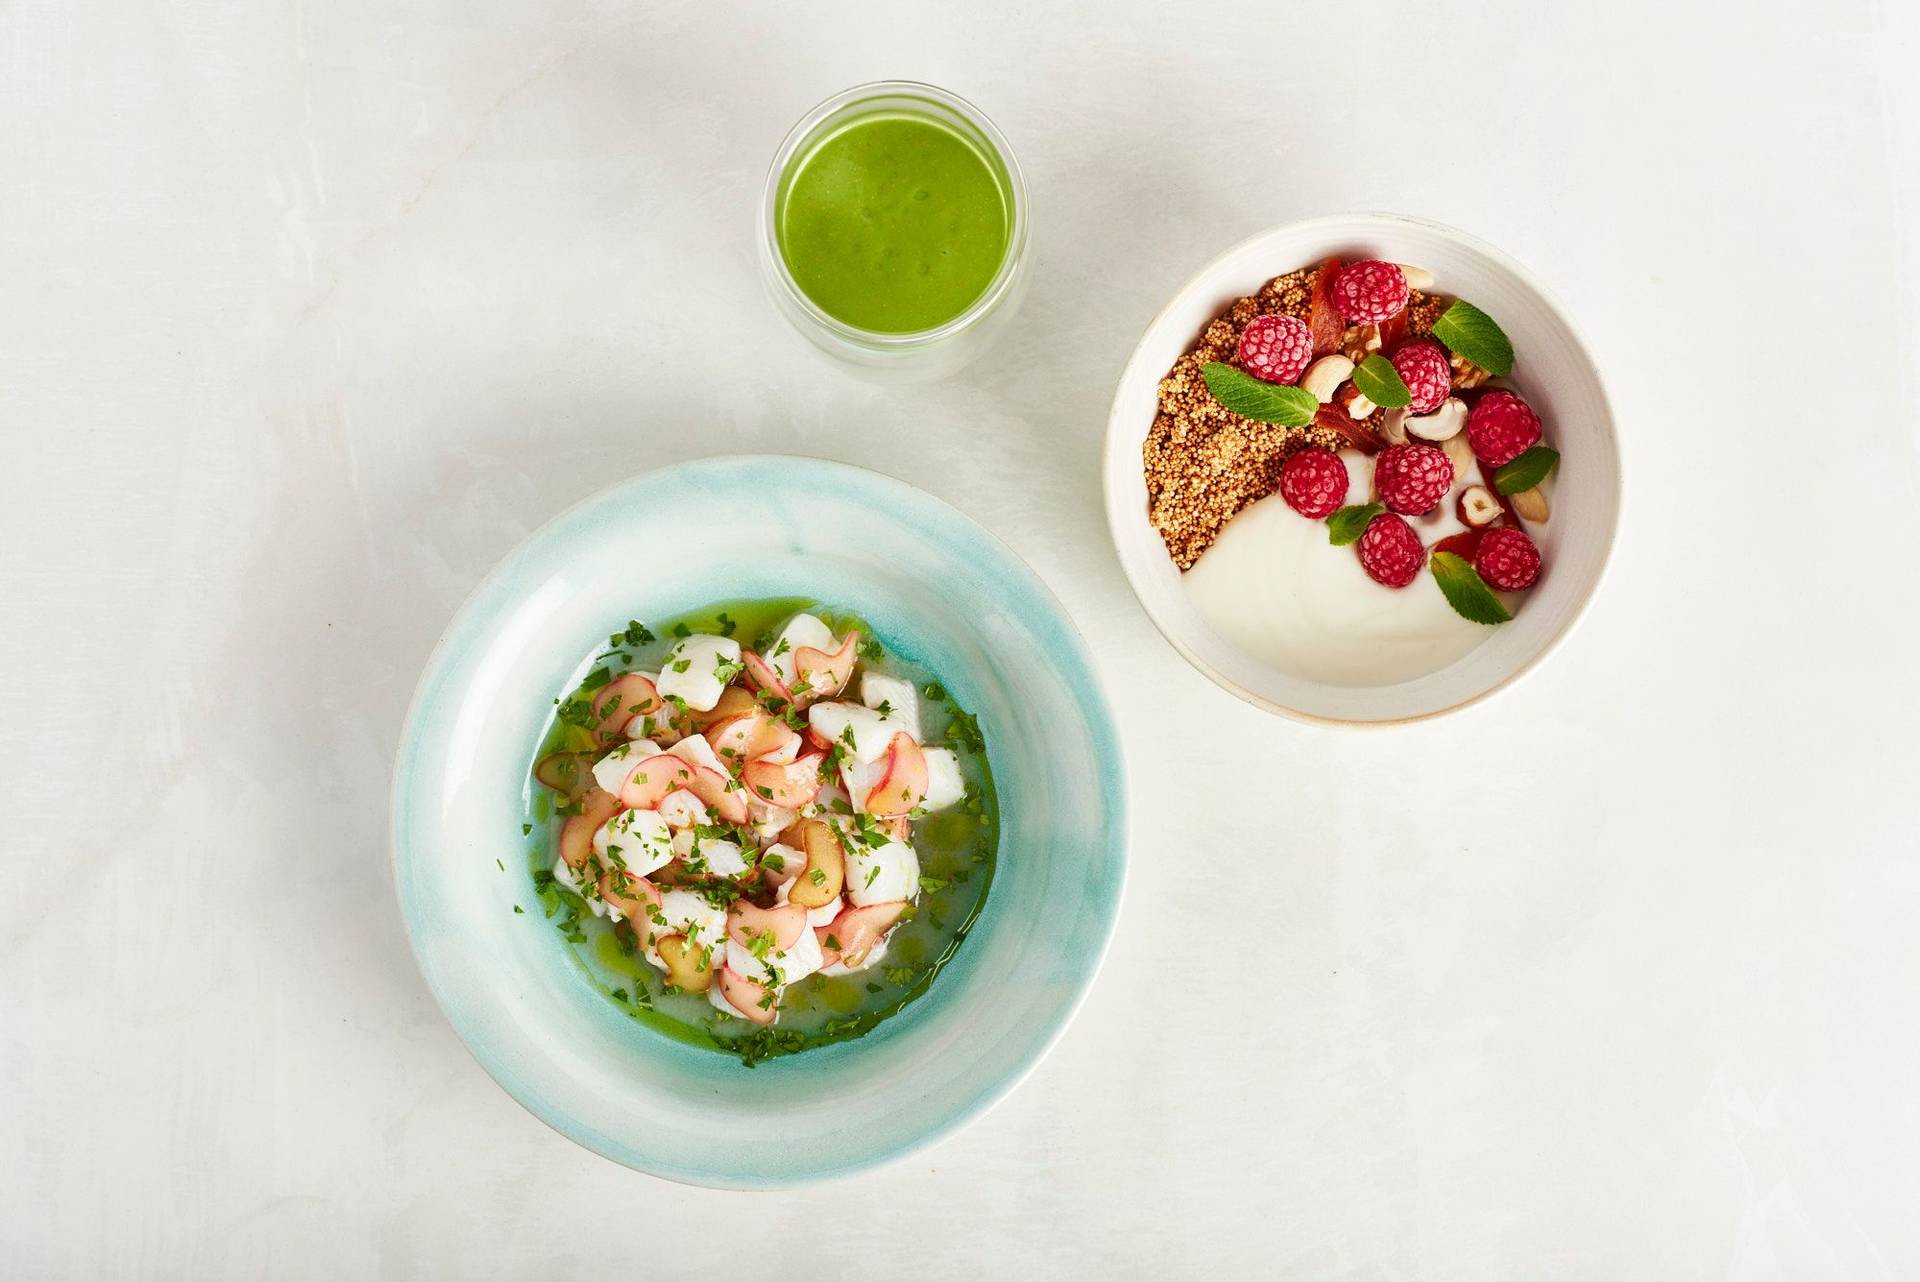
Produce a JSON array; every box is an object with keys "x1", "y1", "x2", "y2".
[{"x1": 391, "y1": 454, "x2": 1127, "y2": 1188}]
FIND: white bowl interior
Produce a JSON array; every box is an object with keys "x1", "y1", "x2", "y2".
[
  {"x1": 1103, "y1": 214, "x2": 1621, "y2": 723},
  {"x1": 393, "y1": 457, "x2": 1125, "y2": 1187}
]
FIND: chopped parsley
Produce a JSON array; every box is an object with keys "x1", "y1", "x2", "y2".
[{"x1": 610, "y1": 620, "x2": 654, "y2": 648}]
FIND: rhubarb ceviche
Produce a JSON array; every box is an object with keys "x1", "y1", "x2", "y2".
[{"x1": 523, "y1": 599, "x2": 996, "y2": 1065}]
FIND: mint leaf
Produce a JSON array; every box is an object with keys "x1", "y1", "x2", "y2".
[
  {"x1": 1494, "y1": 445, "x2": 1559, "y2": 496},
  {"x1": 1326, "y1": 502, "x2": 1383, "y2": 546},
  {"x1": 1352, "y1": 355, "x2": 1411, "y2": 408},
  {"x1": 1431, "y1": 300, "x2": 1513, "y2": 377},
  {"x1": 1201, "y1": 362, "x2": 1318, "y2": 427},
  {"x1": 1430, "y1": 551, "x2": 1513, "y2": 625}
]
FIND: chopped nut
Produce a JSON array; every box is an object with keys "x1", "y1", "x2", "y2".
[
  {"x1": 1406, "y1": 397, "x2": 1467, "y2": 442},
  {"x1": 1440, "y1": 432, "x2": 1474, "y2": 479},
  {"x1": 1302, "y1": 354, "x2": 1354, "y2": 403},
  {"x1": 1450, "y1": 351, "x2": 1491, "y2": 390},
  {"x1": 1459, "y1": 485, "x2": 1501, "y2": 527},
  {"x1": 1338, "y1": 384, "x2": 1377, "y2": 420},
  {"x1": 1510, "y1": 485, "x2": 1550, "y2": 523},
  {"x1": 1399, "y1": 264, "x2": 1437, "y2": 291},
  {"x1": 1378, "y1": 406, "x2": 1410, "y2": 445},
  {"x1": 1339, "y1": 324, "x2": 1382, "y2": 363}
]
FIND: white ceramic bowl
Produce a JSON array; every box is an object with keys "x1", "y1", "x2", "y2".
[{"x1": 1102, "y1": 213, "x2": 1621, "y2": 725}]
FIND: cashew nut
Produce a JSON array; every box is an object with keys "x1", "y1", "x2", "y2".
[
  {"x1": 1378, "y1": 407, "x2": 1409, "y2": 445},
  {"x1": 1300, "y1": 355, "x2": 1354, "y2": 404},
  {"x1": 1406, "y1": 397, "x2": 1467, "y2": 442}
]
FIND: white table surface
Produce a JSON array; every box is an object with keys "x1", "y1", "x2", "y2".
[{"x1": 5, "y1": 1, "x2": 1919, "y2": 1277}]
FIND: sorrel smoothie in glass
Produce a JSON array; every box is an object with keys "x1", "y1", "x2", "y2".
[
  {"x1": 776, "y1": 114, "x2": 1010, "y2": 333},
  {"x1": 760, "y1": 82, "x2": 1029, "y2": 378}
]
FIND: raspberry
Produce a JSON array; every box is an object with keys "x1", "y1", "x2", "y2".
[
  {"x1": 1278, "y1": 447, "x2": 1349, "y2": 518},
  {"x1": 1474, "y1": 526, "x2": 1542, "y2": 591},
  {"x1": 1389, "y1": 341, "x2": 1452, "y2": 414},
  {"x1": 1236, "y1": 314, "x2": 1313, "y2": 384},
  {"x1": 1372, "y1": 443, "x2": 1455, "y2": 516},
  {"x1": 1466, "y1": 391, "x2": 1543, "y2": 467},
  {"x1": 1357, "y1": 513, "x2": 1425, "y2": 588},
  {"x1": 1330, "y1": 260, "x2": 1409, "y2": 325}
]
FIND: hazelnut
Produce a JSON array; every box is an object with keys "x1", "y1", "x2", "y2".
[{"x1": 1458, "y1": 485, "x2": 1501, "y2": 528}]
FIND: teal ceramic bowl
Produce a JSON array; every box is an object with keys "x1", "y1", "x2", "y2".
[{"x1": 391, "y1": 456, "x2": 1126, "y2": 1188}]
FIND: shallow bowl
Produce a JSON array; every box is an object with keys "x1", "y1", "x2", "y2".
[
  {"x1": 1102, "y1": 213, "x2": 1621, "y2": 724},
  {"x1": 393, "y1": 456, "x2": 1126, "y2": 1187}
]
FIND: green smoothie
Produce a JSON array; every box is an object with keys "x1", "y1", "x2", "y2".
[{"x1": 775, "y1": 112, "x2": 1012, "y2": 334}]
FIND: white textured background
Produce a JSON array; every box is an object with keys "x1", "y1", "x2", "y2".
[{"x1": 4, "y1": 1, "x2": 1918, "y2": 1278}]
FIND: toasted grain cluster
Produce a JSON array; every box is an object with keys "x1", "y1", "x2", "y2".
[{"x1": 1142, "y1": 264, "x2": 1444, "y2": 569}]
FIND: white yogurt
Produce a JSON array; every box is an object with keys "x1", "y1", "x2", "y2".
[{"x1": 1184, "y1": 450, "x2": 1497, "y2": 687}]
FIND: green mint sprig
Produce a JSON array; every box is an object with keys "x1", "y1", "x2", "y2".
[
  {"x1": 1201, "y1": 362, "x2": 1318, "y2": 427},
  {"x1": 1430, "y1": 551, "x2": 1513, "y2": 625},
  {"x1": 1431, "y1": 300, "x2": 1514, "y2": 377},
  {"x1": 1352, "y1": 355, "x2": 1411, "y2": 408},
  {"x1": 1494, "y1": 445, "x2": 1559, "y2": 495},
  {"x1": 1326, "y1": 503, "x2": 1383, "y2": 546}
]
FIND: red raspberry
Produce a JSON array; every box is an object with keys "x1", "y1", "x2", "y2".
[
  {"x1": 1236, "y1": 314, "x2": 1313, "y2": 384},
  {"x1": 1372, "y1": 443, "x2": 1455, "y2": 516},
  {"x1": 1466, "y1": 391, "x2": 1543, "y2": 467},
  {"x1": 1389, "y1": 340, "x2": 1452, "y2": 414},
  {"x1": 1330, "y1": 260, "x2": 1409, "y2": 325},
  {"x1": 1278, "y1": 447, "x2": 1349, "y2": 518},
  {"x1": 1474, "y1": 526, "x2": 1542, "y2": 590},
  {"x1": 1358, "y1": 513, "x2": 1425, "y2": 588}
]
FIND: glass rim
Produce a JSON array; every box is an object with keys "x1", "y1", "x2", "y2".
[{"x1": 759, "y1": 80, "x2": 1030, "y2": 349}]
